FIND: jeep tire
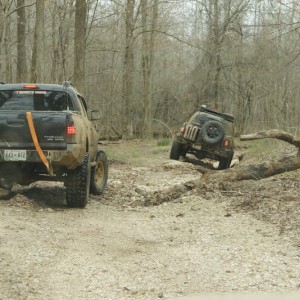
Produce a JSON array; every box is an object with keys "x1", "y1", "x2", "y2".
[
  {"x1": 218, "y1": 152, "x2": 234, "y2": 170},
  {"x1": 170, "y1": 138, "x2": 183, "y2": 160}
]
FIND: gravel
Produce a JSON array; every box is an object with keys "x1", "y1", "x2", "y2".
[{"x1": 0, "y1": 141, "x2": 300, "y2": 299}]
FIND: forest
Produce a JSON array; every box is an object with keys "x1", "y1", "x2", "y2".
[{"x1": 0, "y1": 0, "x2": 300, "y2": 138}]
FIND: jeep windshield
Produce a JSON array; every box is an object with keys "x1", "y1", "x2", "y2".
[{"x1": 0, "y1": 90, "x2": 74, "y2": 111}]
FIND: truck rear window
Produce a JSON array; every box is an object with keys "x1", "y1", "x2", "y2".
[{"x1": 0, "y1": 90, "x2": 74, "y2": 111}]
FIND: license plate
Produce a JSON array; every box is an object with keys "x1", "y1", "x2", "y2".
[{"x1": 4, "y1": 150, "x2": 27, "y2": 161}]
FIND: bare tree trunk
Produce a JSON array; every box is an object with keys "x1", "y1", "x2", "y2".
[
  {"x1": 50, "y1": 3, "x2": 59, "y2": 83},
  {"x1": 30, "y1": 0, "x2": 45, "y2": 82},
  {"x1": 74, "y1": 0, "x2": 87, "y2": 93},
  {"x1": 211, "y1": 0, "x2": 221, "y2": 109},
  {"x1": 141, "y1": 0, "x2": 150, "y2": 137},
  {"x1": 141, "y1": 0, "x2": 158, "y2": 138},
  {"x1": 30, "y1": 31, "x2": 37, "y2": 82},
  {"x1": 0, "y1": 1, "x2": 4, "y2": 76},
  {"x1": 0, "y1": 1, "x2": 13, "y2": 82},
  {"x1": 122, "y1": 0, "x2": 135, "y2": 137},
  {"x1": 17, "y1": 0, "x2": 27, "y2": 82},
  {"x1": 4, "y1": 11, "x2": 12, "y2": 83},
  {"x1": 58, "y1": 0, "x2": 75, "y2": 83}
]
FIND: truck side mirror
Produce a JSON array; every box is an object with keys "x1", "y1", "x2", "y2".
[{"x1": 90, "y1": 110, "x2": 102, "y2": 120}]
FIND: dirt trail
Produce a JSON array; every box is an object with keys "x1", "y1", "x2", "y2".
[{"x1": 1, "y1": 141, "x2": 300, "y2": 299}]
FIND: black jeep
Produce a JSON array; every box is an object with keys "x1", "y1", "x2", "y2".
[{"x1": 170, "y1": 105, "x2": 235, "y2": 169}]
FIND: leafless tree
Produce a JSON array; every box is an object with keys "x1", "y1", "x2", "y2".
[
  {"x1": 141, "y1": 0, "x2": 159, "y2": 138},
  {"x1": 122, "y1": 0, "x2": 136, "y2": 137},
  {"x1": 30, "y1": 0, "x2": 45, "y2": 82},
  {"x1": 17, "y1": 0, "x2": 27, "y2": 82},
  {"x1": 74, "y1": 0, "x2": 87, "y2": 93}
]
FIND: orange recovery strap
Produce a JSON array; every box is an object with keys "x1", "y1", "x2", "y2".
[{"x1": 26, "y1": 112, "x2": 53, "y2": 176}]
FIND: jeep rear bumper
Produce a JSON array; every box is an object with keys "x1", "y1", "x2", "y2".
[{"x1": 177, "y1": 136, "x2": 233, "y2": 159}]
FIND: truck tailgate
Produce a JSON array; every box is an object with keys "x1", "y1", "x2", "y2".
[{"x1": 0, "y1": 111, "x2": 68, "y2": 150}]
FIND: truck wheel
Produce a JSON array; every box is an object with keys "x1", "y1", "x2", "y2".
[
  {"x1": 90, "y1": 151, "x2": 108, "y2": 195},
  {"x1": 170, "y1": 138, "x2": 183, "y2": 160},
  {"x1": 66, "y1": 153, "x2": 91, "y2": 208},
  {"x1": 201, "y1": 121, "x2": 225, "y2": 145},
  {"x1": 218, "y1": 152, "x2": 234, "y2": 170}
]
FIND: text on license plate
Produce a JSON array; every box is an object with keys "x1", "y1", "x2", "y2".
[{"x1": 4, "y1": 150, "x2": 27, "y2": 161}]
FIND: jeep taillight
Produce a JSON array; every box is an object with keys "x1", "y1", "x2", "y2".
[{"x1": 223, "y1": 139, "x2": 230, "y2": 147}]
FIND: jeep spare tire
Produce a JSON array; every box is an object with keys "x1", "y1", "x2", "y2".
[{"x1": 201, "y1": 121, "x2": 225, "y2": 145}]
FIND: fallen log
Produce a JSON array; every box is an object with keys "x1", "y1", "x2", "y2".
[
  {"x1": 201, "y1": 152, "x2": 300, "y2": 182},
  {"x1": 202, "y1": 129, "x2": 300, "y2": 182}
]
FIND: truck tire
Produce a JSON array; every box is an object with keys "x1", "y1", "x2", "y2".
[
  {"x1": 201, "y1": 121, "x2": 225, "y2": 145},
  {"x1": 170, "y1": 138, "x2": 183, "y2": 160},
  {"x1": 90, "y1": 150, "x2": 108, "y2": 195},
  {"x1": 65, "y1": 153, "x2": 91, "y2": 208},
  {"x1": 218, "y1": 152, "x2": 234, "y2": 170}
]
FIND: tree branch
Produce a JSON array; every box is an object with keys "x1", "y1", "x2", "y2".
[{"x1": 241, "y1": 129, "x2": 300, "y2": 148}]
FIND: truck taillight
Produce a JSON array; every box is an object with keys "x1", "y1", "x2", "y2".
[
  {"x1": 66, "y1": 116, "x2": 76, "y2": 135},
  {"x1": 23, "y1": 84, "x2": 39, "y2": 89},
  {"x1": 67, "y1": 125, "x2": 76, "y2": 135}
]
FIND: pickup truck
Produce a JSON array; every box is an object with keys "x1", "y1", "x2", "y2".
[{"x1": 0, "y1": 81, "x2": 108, "y2": 208}]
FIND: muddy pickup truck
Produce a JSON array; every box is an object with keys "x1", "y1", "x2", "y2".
[{"x1": 0, "y1": 81, "x2": 108, "y2": 208}]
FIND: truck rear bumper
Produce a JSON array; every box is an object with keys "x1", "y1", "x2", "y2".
[{"x1": 0, "y1": 145, "x2": 84, "y2": 169}]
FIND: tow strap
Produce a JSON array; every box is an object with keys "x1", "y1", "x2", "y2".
[{"x1": 26, "y1": 112, "x2": 53, "y2": 176}]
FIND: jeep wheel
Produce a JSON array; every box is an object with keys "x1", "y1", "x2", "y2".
[
  {"x1": 201, "y1": 121, "x2": 225, "y2": 145},
  {"x1": 90, "y1": 150, "x2": 108, "y2": 195},
  {"x1": 0, "y1": 186, "x2": 13, "y2": 200},
  {"x1": 218, "y1": 152, "x2": 234, "y2": 170},
  {"x1": 65, "y1": 153, "x2": 91, "y2": 208},
  {"x1": 170, "y1": 138, "x2": 183, "y2": 160}
]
